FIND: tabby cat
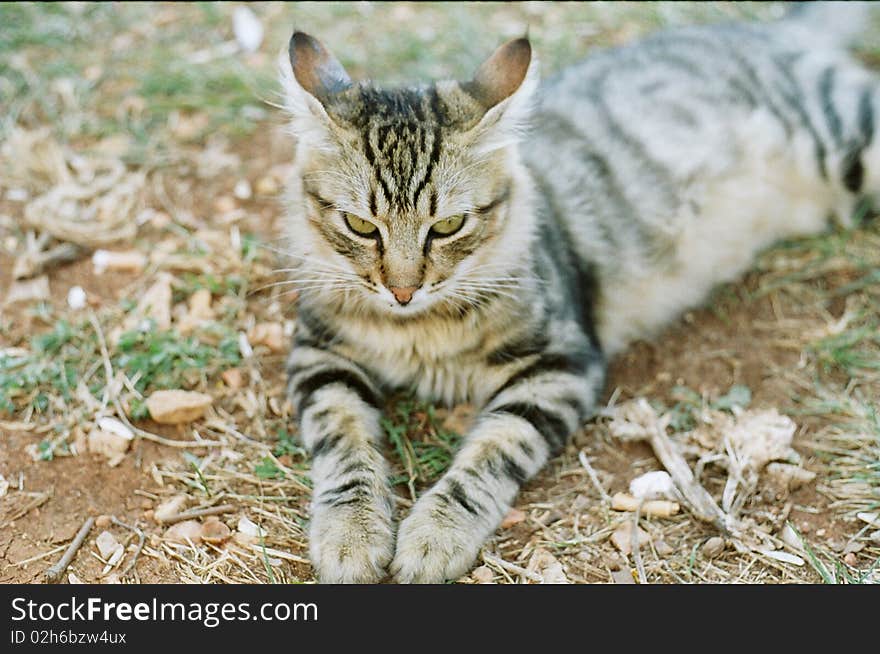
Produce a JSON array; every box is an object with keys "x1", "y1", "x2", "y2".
[{"x1": 278, "y1": 2, "x2": 878, "y2": 583}]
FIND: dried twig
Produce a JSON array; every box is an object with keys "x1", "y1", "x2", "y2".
[
  {"x1": 14, "y1": 241, "x2": 86, "y2": 279},
  {"x1": 481, "y1": 552, "x2": 545, "y2": 583},
  {"x1": 611, "y1": 492, "x2": 680, "y2": 517},
  {"x1": 10, "y1": 544, "x2": 68, "y2": 568},
  {"x1": 578, "y1": 450, "x2": 612, "y2": 505},
  {"x1": 119, "y1": 416, "x2": 225, "y2": 449},
  {"x1": 88, "y1": 311, "x2": 114, "y2": 412},
  {"x1": 647, "y1": 422, "x2": 734, "y2": 532},
  {"x1": 245, "y1": 544, "x2": 309, "y2": 564},
  {"x1": 631, "y1": 504, "x2": 648, "y2": 585},
  {"x1": 610, "y1": 399, "x2": 731, "y2": 529},
  {"x1": 2, "y1": 490, "x2": 52, "y2": 528},
  {"x1": 111, "y1": 516, "x2": 145, "y2": 579},
  {"x1": 44, "y1": 517, "x2": 95, "y2": 583},
  {"x1": 159, "y1": 504, "x2": 236, "y2": 525}
]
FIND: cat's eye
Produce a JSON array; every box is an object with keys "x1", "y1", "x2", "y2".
[
  {"x1": 344, "y1": 213, "x2": 379, "y2": 237},
  {"x1": 430, "y1": 214, "x2": 466, "y2": 237}
]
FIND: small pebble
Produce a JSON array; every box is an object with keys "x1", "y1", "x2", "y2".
[
  {"x1": 201, "y1": 520, "x2": 232, "y2": 545},
  {"x1": 95, "y1": 530, "x2": 121, "y2": 559},
  {"x1": 471, "y1": 566, "x2": 494, "y2": 584},
  {"x1": 500, "y1": 508, "x2": 526, "y2": 529},
  {"x1": 146, "y1": 389, "x2": 213, "y2": 424},
  {"x1": 654, "y1": 539, "x2": 674, "y2": 556},
  {"x1": 248, "y1": 322, "x2": 285, "y2": 352},
  {"x1": 255, "y1": 175, "x2": 280, "y2": 195},
  {"x1": 629, "y1": 470, "x2": 676, "y2": 500},
  {"x1": 163, "y1": 519, "x2": 203, "y2": 544},
  {"x1": 843, "y1": 541, "x2": 864, "y2": 555},
  {"x1": 237, "y1": 515, "x2": 266, "y2": 539},
  {"x1": 6, "y1": 188, "x2": 29, "y2": 202},
  {"x1": 610, "y1": 569, "x2": 636, "y2": 584},
  {"x1": 67, "y1": 286, "x2": 87, "y2": 310},
  {"x1": 150, "y1": 211, "x2": 171, "y2": 229},
  {"x1": 95, "y1": 515, "x2": 112, "y2": 529},
  {"x1": 238, "y1": 332, "x2": 253, "y2": 358},
  {"x1": 221, "y1": 368, "x2": 244, "y2": 389},
  {"x1": 234, "y1": 179, "x2": 252, "y2": 200},
  {"x1": 213, "y1": 195, "x2": 236, "y2": 214},
  {"x1": 233, "y1": 5, "x2": 264, "y2": 52},
  {"x1": 843, "y1": 552, "x2": 857, "y2": 567},
  {"x1": 701, "y1": 536, "x2": 725, "y2": 558},
  {"x1": 610, "y1": 522, "x2": 650, "y2": 555},
  {"x1": 154, "y1": 495, "x2": 187, "y2": 523}
]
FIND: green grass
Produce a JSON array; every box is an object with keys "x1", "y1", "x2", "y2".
[
  {"x1": 0, "y1": 314, "x2": 241, "y2": 417},
  {"x1": 382, "y1": 398, "x2": 464, "y2": 496},
  {"x1": 114, "y1": 324, "x2": 241, "y2": 393},
  {"x1": 255, "y1": 429, "x2": 308, "y2": 480},
  {"x1": 0, "y1": 2, "x2": 273, "y2": 143},
  {"x1": 0, "y1": 2, "x2": 782, "y2": 144},
  {"x1": 0, "y1": 319, "x2": 92, "y2": 414},
  {"x1": 786, "y1": 522, "x2": 879, "y2": 584},
  {"x1": 652, "y1": 383, "x2": 752, "y2": 432},
  {"x1": 809, "y1": 321, "x2": 880, "y2": 376}
]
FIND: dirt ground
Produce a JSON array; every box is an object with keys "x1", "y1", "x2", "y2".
[
  {"x1": 0, "y1": 132, "x2": 869, "y2": 582},
  {"x1": 1, "y1": 2, "x2": 878, "y2": 585}
]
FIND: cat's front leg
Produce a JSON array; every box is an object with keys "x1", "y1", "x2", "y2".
[
  {"x1": 289, "y1": 344, "x2": 394, "y2": 583},
  {"x1": 391, "y1": 345, "x2": 604, "y2": 583}
]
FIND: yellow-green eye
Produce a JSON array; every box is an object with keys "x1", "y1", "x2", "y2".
[
  {"x1": 430, "y1": 214, "x2": 466, "y2": 236},
  {"x1": 344, "y1": 213, "x2": 379, "y2": 237}
]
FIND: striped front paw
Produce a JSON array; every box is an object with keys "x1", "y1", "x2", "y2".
[
  {"x1": 390, "y1": 489, "x2": 492, "y2": 584},
  {"x1": 309, "y1": 486, "x2": 395, "y2": 583}
]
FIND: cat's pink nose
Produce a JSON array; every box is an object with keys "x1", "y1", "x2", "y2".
[{"x1": 389, "y1": 286, "x2": 418, "y2": 305}]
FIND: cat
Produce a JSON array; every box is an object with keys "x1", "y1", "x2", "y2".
[{"x1": 277, "y1": 2, "x2": 878, "y2": 583}]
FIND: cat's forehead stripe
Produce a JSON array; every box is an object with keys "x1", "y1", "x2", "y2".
[{"x1": 334, "y1": 84, "x2": 452, "y2": 212}]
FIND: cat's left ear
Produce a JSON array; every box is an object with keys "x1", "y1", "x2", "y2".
[
  {"x1": 463, "y1": 37, "x2": 539, "y2": 153},
  {"x1": 279, "y1": 31, "x2": 352, "y2": 145}
]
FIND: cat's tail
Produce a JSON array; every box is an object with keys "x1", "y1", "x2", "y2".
[{"x1": 777, "y1": 1, "x2": 875, "y2": 50}]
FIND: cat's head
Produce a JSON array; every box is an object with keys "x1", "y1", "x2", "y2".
[{"x1": 279, "y1": 31, "x2": 539, "y2": 317}]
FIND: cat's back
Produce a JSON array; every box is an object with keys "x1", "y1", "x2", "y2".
[
  {"x1": 527, "y1": 19, "x2": 821, "y2": 204},
  {"x1": 523, "y1": 12, "x2": 873, "y2": 354}
]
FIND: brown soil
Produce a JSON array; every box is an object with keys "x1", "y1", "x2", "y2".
[{"x1": 0, "y1": 125, "x2": 865, "y2": 585}]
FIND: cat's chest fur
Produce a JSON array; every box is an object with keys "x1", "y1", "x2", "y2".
[{"x1": 317, "y1": 306, "x2": 524, "y2": 407}]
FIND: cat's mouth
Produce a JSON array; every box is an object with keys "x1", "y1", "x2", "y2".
[{"x1": 374, "y1": 285, "x2": 432, "y2": 314}]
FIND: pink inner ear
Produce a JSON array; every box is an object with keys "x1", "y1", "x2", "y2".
[
  {"x1": 289, "y1": 31, "x2": 352, "y2": 101},
  {"x1": 466, "y1": 38, "x2": 532, "y2": 110}
]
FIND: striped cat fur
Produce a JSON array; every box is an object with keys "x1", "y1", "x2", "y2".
[{"x1": 277, "y1": 2, "x2": 879, "y2": 583}]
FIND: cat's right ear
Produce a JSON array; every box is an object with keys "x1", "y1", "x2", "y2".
[
  {"x1": 279, "y1": 31, "x2": 351, "y2": 145},
  {"x1": 464, "y1": 37, "x2": 533, "y2": 110},
  {"x1": 462, "y1": 37, "x2": 539, "y2": 154}
]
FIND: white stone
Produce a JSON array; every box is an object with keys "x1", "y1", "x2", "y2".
[
  {"x1": 96, "y1": 530, "x2": 121, "y2": 559},
  {"x1": 233, "y1": 6, "x2": 263, "y2": 52},
  {"x1": 629, "y1": 470, "x2": 677, "y2": 500},
  {"x1": 66, "y1": 286, "x2": 87, "y2": 310}
]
